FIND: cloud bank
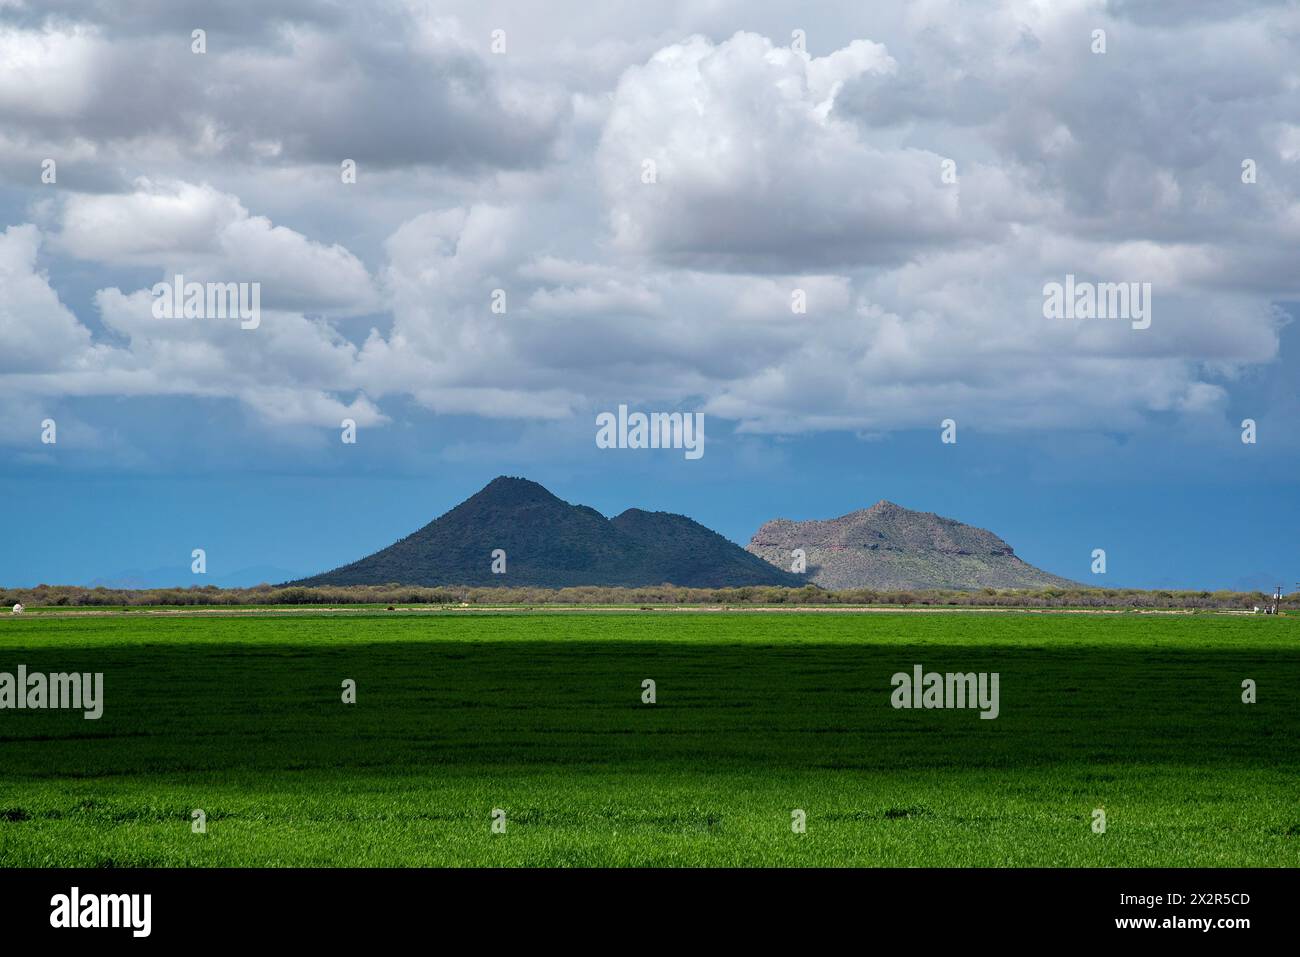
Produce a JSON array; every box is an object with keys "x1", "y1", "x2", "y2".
[{"x1": 1, "y1": 0, "x2": 1296, "y2": 445}]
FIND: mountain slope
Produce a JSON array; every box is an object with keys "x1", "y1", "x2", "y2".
[
  {"x1": 746, "y1": 500, "x2": 1078, "y2": 590},
  {"x1": 608, "y1": 508, "x2": 806, "y2": 588},
  {"x1": 291, "y1": 476, "x2": 802, "y2": 588}
]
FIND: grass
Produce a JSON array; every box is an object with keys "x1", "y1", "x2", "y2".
[{"x1": 1, "y1": 611, "x2": 1297, "y2": 866}]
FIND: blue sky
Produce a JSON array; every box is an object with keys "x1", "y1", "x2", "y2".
[
  {"x1": 4, "y1": 349, "x2": 1296, "y2": 590},
  {"x1": 1, "y1": 1, "x2": 1297, "y2": 591}
]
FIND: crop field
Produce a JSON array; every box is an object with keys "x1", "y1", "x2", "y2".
[{"x1": 1, "y1": 610, "x2": 1297, "y2": 867}]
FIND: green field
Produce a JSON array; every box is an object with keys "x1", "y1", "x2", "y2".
[{"x1": 1, "y1": 610, "x2": 1297, "y2": 866}]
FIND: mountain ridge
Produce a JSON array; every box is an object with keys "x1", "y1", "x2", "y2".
[
  {"x1": 292, "y1": 478, "x2": 1076, "y2": 591},
  {"x1": 290, "y1": 476, "x2": 803, "y2": 588}
]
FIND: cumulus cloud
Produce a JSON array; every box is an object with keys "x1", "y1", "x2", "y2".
[
  {"x1": 58, "y1": 179, "x2": 378, "y2": 314},
  {"x1": 1, "y1": 0, "x2": 1296, "y2": 450},
  {"x1": 0, "y1": 224, "x2": 99, "y2": 373},
  {"x1": 0, "y1": 220, "x2": 383, "y2": 428},
  {"x1": 0, "y1": 7, "x2": 566, "y2": 176},
  {"x1": 0, "y1": 21, "x2": 103, "y2": 120},
  {"x1": 597, "y1": 32, "x2": 999, "y2": 270}
]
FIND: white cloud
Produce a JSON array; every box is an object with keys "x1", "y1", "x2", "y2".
[
  {"x1": 59, "y1": 180, "x2": 245, "y2": 263},
  {"x1": 59, "y1": 179, "x2": 378, "y2": 314},
  {"x1": 0, "y1": 224, "x2": 99, "y2": 373},
  {"x1": 597, "y1": 32, "x2": 998, "y2": 269},
  {"x1": 0, "y1": 220, "x2": 384, "y2": 429},
  {"x1": 1, "y1": 3, "x2": 1296, "y2": 448},
  {"x1": 0, "y1": 23, "x2": 102, "y2": 119}
]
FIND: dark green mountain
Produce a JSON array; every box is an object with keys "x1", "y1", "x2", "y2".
[{"x1": 290, "y1": 476, "x2": 803, "y2": 588}]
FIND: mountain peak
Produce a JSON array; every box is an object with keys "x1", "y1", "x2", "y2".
[
  {"x1": 482, "y1": 475, "x2": 549, "y2": 492},
  {"x1": 472, "y1": 476, "x2": 562, "y2": 505}
]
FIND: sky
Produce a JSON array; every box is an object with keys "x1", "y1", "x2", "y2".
[{"x1": 1, "y1": 0, "x2": 1297, "y2": 591}]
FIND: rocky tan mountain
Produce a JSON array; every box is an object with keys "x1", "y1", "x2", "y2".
[{"x1": 746, "y1": 500, "x2": 1078, "y2": 590}]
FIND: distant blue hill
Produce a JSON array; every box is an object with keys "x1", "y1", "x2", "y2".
[{"x1": 90, "y1": 564, "x2": 301, "y2": 590}]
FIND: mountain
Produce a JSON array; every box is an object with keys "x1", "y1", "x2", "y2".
[
  {"x1": 746, "y1": 500, "x2": 1078, "y2": 590},
  {"x1": 290, "y1": 476, "x2": 804, "y2": 588}
]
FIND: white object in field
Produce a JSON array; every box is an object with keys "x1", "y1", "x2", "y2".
[{"x1": 11, "y1": 603, "x2": 23, "y2": 615}]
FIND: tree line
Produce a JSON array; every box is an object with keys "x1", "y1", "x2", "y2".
[{"x1": 3, "y1": 582, "x2": 1295, "y2": 610}]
